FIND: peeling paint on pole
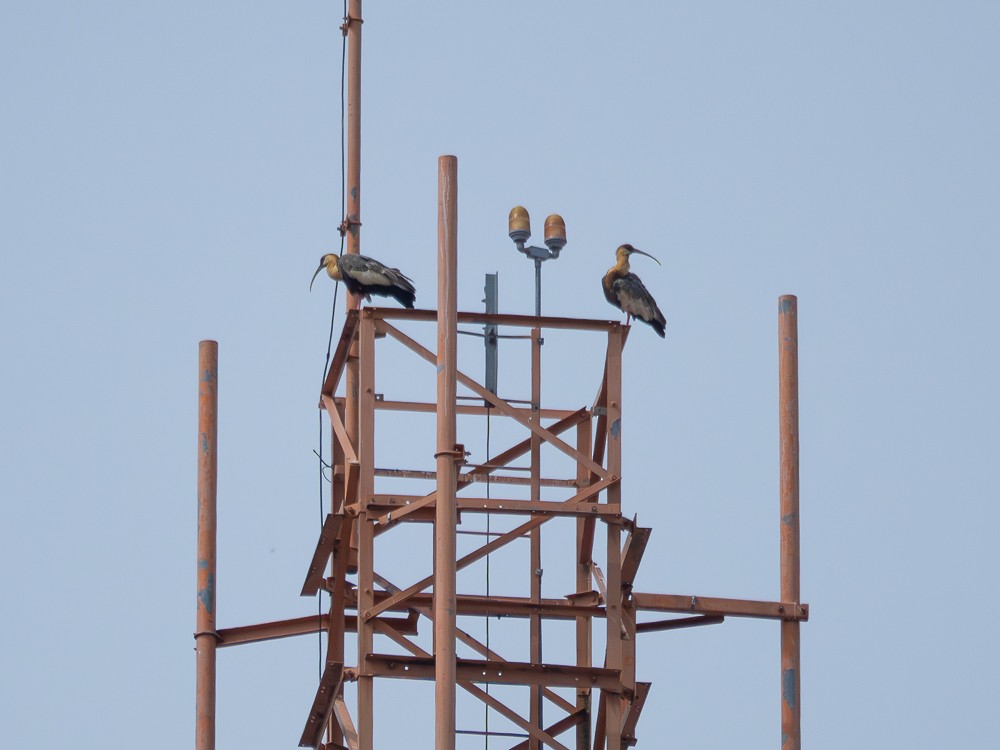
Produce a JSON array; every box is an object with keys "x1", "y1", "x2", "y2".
[
  {"x1": 198, "y1": 572, "x2": 215, "y2": 616},
  {"x1": 782, "y1": 668, "x2": 796, "y2": 710}
]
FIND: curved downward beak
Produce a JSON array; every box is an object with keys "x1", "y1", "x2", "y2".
[
  {"x1": 309, "y1": 263, "x2": 325, "y2": 291},
  {"x1": 631, "y1": 248, "x2": 661, "y2": 266}
]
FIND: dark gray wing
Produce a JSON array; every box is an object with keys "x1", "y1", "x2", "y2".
[{"x1": 611, "y1": 273, "x2": 666, "y2": 337}]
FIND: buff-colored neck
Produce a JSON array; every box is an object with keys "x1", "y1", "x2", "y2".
[
  {"x1": 325, "y1": 256, "x2": 342, "y2": 281},
  {"x1": 612, "y1": 247, "x2": 631, "y2": 275}
]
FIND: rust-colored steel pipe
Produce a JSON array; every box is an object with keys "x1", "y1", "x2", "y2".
[
  {"x1": 345, "y1": 0, "x2": 362, "y2": 262},
  {"x1": 574, "y1": 420, "x2": 593, "y2": 750},
  {"x1": 529, "y1": 327, "x2": 543, "y2": 749},
  {"x1": 779, "y1": 295, "x2": 801, "y2": 749},
  {"x1": 604, "y1": 327, "x2": 625, "y2": 748},
  {"x1": 344, "y1": 0, "x2": 363, "y2": 578},
  {"x1": 434, "y1": 155, "x2": 459, "y2": 750},
  {"x1": 196, "y1": 340, "x2": 219, "y2": 750}
]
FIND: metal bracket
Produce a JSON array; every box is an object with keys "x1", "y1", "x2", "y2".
[
  {"x1": 518, "y1": 243, "x2": 556, "y2": 262},
  {"x1": 337, "y1": 215, "x2": 362, "y2": 237},
  {"x1": 484, "y1": 273, "x2": 498, "y2": 403},
  {"x1": 340, "y1": 15, "x2": 364, "y2": 36},
  {"x1": 434, "y1": 444, "x2": 467, "y2": 462}
]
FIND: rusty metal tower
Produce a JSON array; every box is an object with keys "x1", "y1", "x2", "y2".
[{"x1": 194, "y1": 4, "x2": 808, "y2": 748}]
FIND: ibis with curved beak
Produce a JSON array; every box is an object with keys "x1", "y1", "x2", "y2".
[
  {"x1": 602, "y1": 244, "x2": 667, "y2": 337},
  {"x1": 310, "y1": 253, "x2": 416, "y2": 309}
]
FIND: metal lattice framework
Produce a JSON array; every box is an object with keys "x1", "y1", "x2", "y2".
[
  {"x1": 195, "y1": 168, "x2": 808, "y2": 750},
  {"x1": 291, "y1": 303, "x2": 809, "y2": 749},
  {"x1": 196, "y1": 160, "x2": 808, "y2": 750},
  {"x1": 194, "y1": 4, "x2": 807, "y2": 745}
]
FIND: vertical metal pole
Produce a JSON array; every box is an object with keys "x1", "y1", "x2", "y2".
[
  {"x1": 529, "y1": 326, "x2": 543, "y2": 748},
  {"x1": 528, "y1": 202, "x2": 543, "y2": 747},
  {"x1": 357, "y1": 315, "x2": 376, "y2": 750},
  {"x1": 575, "y1": 420, "x2": 593, "y2": 750},
  {"x1": 434, "y1": 154, "x2": 459, "y2": 750},
  {"x1": 604, "y1": 328, "x2": 624, "y2": 749},
  {"x1": 195, "y1": 340, "x2": 218, "y2": 750},
  {"x1": 779, "y1": 295, "x2": 801, "y2": 750},
  {"x1": 343, "y1": 2, "x2": 365, "y2": 739},
  {"x1": 344, "y1": 0, "x2": 363, "y2": 574},
  {"x1": 534, "y1": 258, "x2": 542, "y2": 317},
  {"x1": 345, "y1": 0, "x2": 362, "y2": 264}
]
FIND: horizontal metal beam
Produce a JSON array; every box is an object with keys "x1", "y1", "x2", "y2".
[
  {"x1": 635, "y1": 615, "x2": 725, "y2": 633},
  {"x1": 368, "y1": 495, "x2": 620, "y2": 520},
  {"x1": 369, "y1": 591, "x2": 604, "y2": 620},
  {"x1": 215, "y1": 613, "x2": 417, "y2": 647},
  {"x1": 363, "y1": 307, "x2": 623, "y2": 332},
  {"x1": 375, "y1": 398, "x2": 576, "y2": 420},
  {"x1": 631, "y1": 593, "x2": 809, "y2": 621},
  {"x1": 364, "y1": 654, "x2": 621, "y2": 691},
  {"x1": 348, "y1": 502, "x2": 439, "y2": 527},
  {"x1": 295, "y1": 592, "x2": 796, "y2": 627},
  {"x1": 372, "y1": 467, "x2": 579, "y2": 488}
]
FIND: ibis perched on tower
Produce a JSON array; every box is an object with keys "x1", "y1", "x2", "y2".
[
  {"x1": 602, "y1": 244, "x2": 667, "y2": 337},
  {"x1": 310, "y1": 253, "x2": 417, "y2": 309}
]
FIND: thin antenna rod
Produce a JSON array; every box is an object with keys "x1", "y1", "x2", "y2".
[{"x1": 345, "y1": 0, "x2": 362, "y2": 266}]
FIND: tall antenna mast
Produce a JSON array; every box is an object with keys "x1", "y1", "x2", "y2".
[
  {"x1": 341, "y1": 3, "x2": 369, "y2": 749},
  {"x1": 344, "y1": 0, "x2": 362, "y2": 267}
]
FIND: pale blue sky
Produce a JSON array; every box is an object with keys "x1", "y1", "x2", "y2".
[{"x1": 2, "y1": 2, "x2": 998, "y2": 748}]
